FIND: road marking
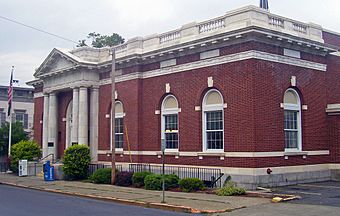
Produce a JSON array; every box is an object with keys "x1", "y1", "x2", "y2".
[{"x1": 297, "y1": 184, "x2": 340, "y2": 189}]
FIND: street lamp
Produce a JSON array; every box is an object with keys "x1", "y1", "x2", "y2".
[{"x1": 111, "y1": 48, "x2": 116, "y2": 185}]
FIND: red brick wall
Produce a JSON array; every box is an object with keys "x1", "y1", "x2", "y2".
[
  {"x1": 96, "y1": 56, "x2": 333, "y2": 167},
  {"x1": 328, "y1": 116, "x2": 340, "y2": 163},
  {"x1": 326, "y1": 54, "x2": 340, "y2": 163},
  {"x1": 139, "y1": 59, "x2": 256, "y2": 154},
  {"x1": 323, "y1": 31, "x2": 340, "y2": 48},
  {"x1": 33, "y1": 97, "x2": 43, "y2": 147},
  {"x1": 326, "y1": 55, "x2": 340, "y2": 104},
  {"x1": 57, "y1": 91, "x2": 72, "y2": 157},
  {"x1": 98, "y1": 79, "x2": 142, "y2": 158},
  {"x1": 253, "y1": 60, "x2": 328, "y2": 153}
]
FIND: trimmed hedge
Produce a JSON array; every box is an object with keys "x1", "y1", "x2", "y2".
[
  {"x1": 10, "y1": 140, "x2": 41, "y2": 173},
  {"x1": 62, "y1": 145, "x2": 91, "y2": 180},
  {"x1": 132, "y1": 172, "x2": 152, "y2": 187},
  {"x1": 144, "y1": 174, "x2": 179, "y2": 190},
  {"x1": 115, "y1": 171, "x2": 133, "y2": 186},
  {"x1": 179, "y1": 178, "x2": 205, "y2": 192},
  {"x1": 89, "y1": 168, "x2": 112, "y2": 184}
]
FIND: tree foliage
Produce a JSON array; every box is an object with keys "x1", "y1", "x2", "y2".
[
  {"x1": 0, "y1": 122, "x2": 27, "y2": 156},
  {"x1": 77, "y1": 32, "x2": 125, "y2": 48},
  {"x1": 10, "y1": 140, "x2": 41, "y2": 173},
  {"x1": 62, "y1": 144, "x2": 91, "y2": 180}
]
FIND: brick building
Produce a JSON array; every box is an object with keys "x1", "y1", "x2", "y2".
[
  {"x1": 28, "y1": 5, "x2": 340, "y2": 188},
  {"x1": 0, "y1": 85, "x2": 34, "y2": 133}
]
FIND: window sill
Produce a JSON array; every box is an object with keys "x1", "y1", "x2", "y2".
[
  {"x1": 115, "y1": 149, "x2": 124, "y2": 154},
  {"x1": 198, "y1": 152, "x2": 225, "y2": 157},
  {"x1": 157, "y1": 151, "x2": 179, "y2": 156},
  {"x1": 284, "y1": 151, "x2": 307, "y2": 156}
]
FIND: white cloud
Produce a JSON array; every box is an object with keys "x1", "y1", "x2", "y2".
[
  {"x1": 0, "y1": 0, "x2": 340, "y2": 85},
  {"x1": 0, "y1": 50, "x2": 47, "y2": 86}
]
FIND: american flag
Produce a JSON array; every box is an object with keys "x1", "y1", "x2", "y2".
[{"x1": 7, "y1": 66, "x2": 14, "y2": 116}]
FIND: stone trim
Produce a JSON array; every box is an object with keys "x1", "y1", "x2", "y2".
[
  {"x1": 326, "y1": 104, "x2": 340, "y2": 113},
  {"x1": 99, "y1": 50, "x2": 327, "y2": 86},
  {"x1": 104, "y1": 162, "x2": 337, "y2": 176},
  {"x1": 97, "y1": 150, "x2": 329, "y2": 158},
  {"x1": 34, "y1": 92, "x2": 44, "y2": 98}
]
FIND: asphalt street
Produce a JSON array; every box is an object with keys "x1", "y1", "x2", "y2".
[
  {"x1": 0, "y1": 184, "x2": 190, "y2": 216},
  {"x1": 216, "y1": 181, "x2": 340, "y2": 216},
  {"x1": 272, "y1": 181, "x2": 340, "y2": 207},
  {"x1": 216, "y1": 203, "x2": 340, "y2": 216}
]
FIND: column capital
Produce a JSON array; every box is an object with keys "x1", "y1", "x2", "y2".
[{"x1": 91, "y1": 86, "x2": 100, "y2": 91}]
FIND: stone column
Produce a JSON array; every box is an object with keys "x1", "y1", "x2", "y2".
[
  {"x1": 71, "y1": 88, "x2": 79, "y2": 145},
  {"x1": 78, "y1": 87, "x2": 88, "y2": 145},
  {"x1": 90, "y1": 87, "x2": 99, "y2": 162},
  {"x1": 42, "y1": 94, "x2": 49, "y2": 157},
  {"x1": 48, "y1": 92, "x2": 58, "y2": 158}
]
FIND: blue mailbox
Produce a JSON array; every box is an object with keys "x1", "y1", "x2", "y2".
[{"x1": 43, "y1": 160, "x2": 54, "y2": 181}]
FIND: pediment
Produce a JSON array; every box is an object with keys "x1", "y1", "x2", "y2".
[{"x1": 34, "y1": 48, "x2": 78, "y2": 78}]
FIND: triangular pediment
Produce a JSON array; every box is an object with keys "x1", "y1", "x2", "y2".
[{"x1": 34, "y1": 48, "x2": 79, "y2": 78}]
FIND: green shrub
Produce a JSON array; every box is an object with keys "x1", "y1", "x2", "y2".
[
  {"x1": 216, "y1": 184, "x2": 246, "y2": 196},
  {"x1": 179, "y1": 178, "x2": 205, "y2": 192},
  {"x1": 115, "y1": 171, "x2": 133, "y2": 186},
  {"x1": 132, "y1": 172, "x2": 152, "y2": 187},
  {"x1": 62, "y1": 145, "x2": 91, "y2": 180},
  {"x1": 10, "y1": 140, "x2": 41, "y2": 173},
  {"x1": 89, "y1": 168, "x2": 112, "y2": 184},
  {"x1": 144, "y1": 174, "x2": 179, "y2": 190}
]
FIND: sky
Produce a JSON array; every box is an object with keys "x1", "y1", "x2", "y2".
[{"x1": 0, "y1": 0, "x2": 339, "y2": 86}]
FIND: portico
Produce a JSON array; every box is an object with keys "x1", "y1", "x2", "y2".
[{"x1": 33, "y1": 47, "x2": 109, "y2": 161}]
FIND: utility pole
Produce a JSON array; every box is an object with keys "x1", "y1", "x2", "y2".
[
  {"x1": 161, "y1": 138, "x2": 166, "y2": 203},
  {"x1": 111, "y1": 48, "x2": 116, "y2": 185}
]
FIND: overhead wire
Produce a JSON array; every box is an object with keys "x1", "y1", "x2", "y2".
[{"x1": 0, "y1": 15, "x2": 79, "y2": 45}]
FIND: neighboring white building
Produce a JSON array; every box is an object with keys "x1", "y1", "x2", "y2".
[{"x1": 0, "y1": 85, "x2": 34, "y2": 134}]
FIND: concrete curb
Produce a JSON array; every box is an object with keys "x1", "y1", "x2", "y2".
[
  {"x1": 0, "y1": 181, "x2": 234, "y2": 214},
  {"x1": 247, "y1": 191, "x2": 301, "y2": 202}
]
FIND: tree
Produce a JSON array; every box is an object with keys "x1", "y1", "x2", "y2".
[
  {"x1": 77, "y1": 32, "x2": 125, "y2": 48},
  {"x1": 0, "y1": 122, "x2": 27, "y2": 156}
]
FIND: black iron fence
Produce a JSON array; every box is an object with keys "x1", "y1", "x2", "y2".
[
  {"x1": 128, "y1": 164, "x2": 223, "y2": 188},
  {"x1": 0, "y1": 162, "x2": 9, "y2": 173},
  {"x1": 88, "y1": 163, "x2": 123, "y2": 176},
  {"x1": 87, "y1": 163, "x2": 223, "y2": 187}
]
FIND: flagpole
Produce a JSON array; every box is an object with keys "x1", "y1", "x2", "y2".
[
  {"x1": 8, "y1": 66, "x2": 14, "y2": 161},
  {"x1": 8, "y1": 108, "x2": 12, "y2": 157}
]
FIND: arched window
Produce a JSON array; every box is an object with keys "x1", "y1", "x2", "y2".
[
  {"x1": 202, "y1": 89, "x2": 224, "y2": 152},
  {"x1": 111, "y1": 101, "x2": 124, "y2": 150},
  {"x1": 283, "y1": 89, "x2": 302, "y2": 151},
  {"x1": 161, "y1": 95, "x2": 179, "y2": 150}
]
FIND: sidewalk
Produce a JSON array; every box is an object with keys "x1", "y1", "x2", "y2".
[{"x1": 0, "y1": 173, "x2": 270, "y2": 214}]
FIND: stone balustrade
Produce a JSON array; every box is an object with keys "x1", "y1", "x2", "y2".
[
  {"x1": 199, "y1": 18, "x2": 225, "y2": 33},
  {"x1": 113, "y1": 6, "x2": 324, "y2": 59},
  {"x1": 160, "y1": 31, "x2": 181, "y2": 44},
  {"x1": 268, "y1": 16, "x2": 284, "y2": 28}
]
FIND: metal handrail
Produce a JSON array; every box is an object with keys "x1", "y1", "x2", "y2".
[
  {"x1": 211, "y1": 173, "x2": 224, "y2": 188},
  {"x1": 39, "y1": 154, "x2": 55, "y2": 163}
]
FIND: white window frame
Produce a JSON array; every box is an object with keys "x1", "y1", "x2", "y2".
[
  {"x1": 202, "y1": 89, "x2": 224, "y2": 153},
  {"x1": 14, "y1": 111, "x2": 28, "y2": 129},
  {"x1": 283, "y1": 88, "x2": 302, "y2": 152},
  {"x1": 161, "y1": 95, "x2": 179, "y2": 152},
  {"x1": 110, "y1": 101, "x2": 124, "y2": 152}
]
